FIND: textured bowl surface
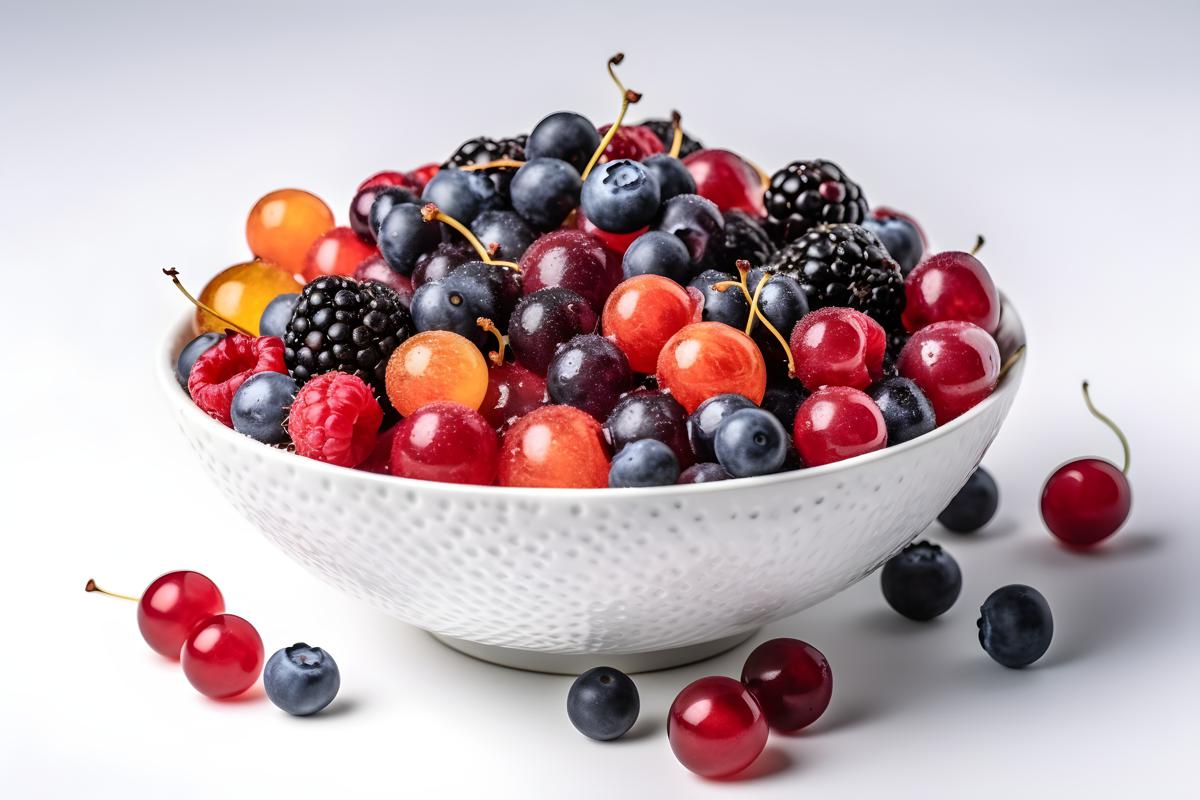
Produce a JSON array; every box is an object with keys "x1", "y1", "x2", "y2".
[{"x1": 162, "y1": 301, "x2": 1024, "y2": 657}]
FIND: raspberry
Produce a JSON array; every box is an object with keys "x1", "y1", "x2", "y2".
[
  {"x1": 598, "y1": 124, "x2": 664, "y2": 162},
  {"x1": 287, "y1": 372, "x2": 382, "y2": 467},
  {"x1": 188, "y1": 334, "x2": 285, "y2": 426}
]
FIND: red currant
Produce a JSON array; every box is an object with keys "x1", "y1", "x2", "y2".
[
  {"x1": 902, "y1": 250, "x2": 1000, "y2": 333},
  {"x1": 357, "y1": 170, "x2": 413, "y2": 191},
  {"x1": 302, "y1": 226, "x2": 378, "y2": 281},
  {"x1": 683, "y1": 149, "x2": 766, "y2": 217},
  {"x1": 793, "y1": 386, "x2": 887, "y2": 467},
  {"x1": 741, "y1": 638, "x2": 832, "y2": 733},
  {"x1": 181, "y1": 614, "x2": 264, "y2": 699},
  {"x1": 897, "y1": 321, "x2": 1000, "y2": 423},
  {"x1": 668, "y1": 676, "x2": 768, "y2": 779},
  {"x1": 789, "y1": 307, "x2": 886, "y2": 391},
  {"x1": 656, "y1": 322, "x2": 767, "y2": 413},
  {"x1": 136, "y1": 571, "x2": 225, "y2": 659},
  {"x1": 1041, "y1": 382, "x2": 1132, "y2": 548},
  {"x1": 390, "y1": 402, "x2": 499, "y2": 485},
  {"x1": 575, "y1": 210, "x2": 646, "y2": 256},
  {"x1": 598, "y1": 123, "x2": 664, "y2": 162},
  {"x1": 405, "y1": 163, "x2": 440, "y2": 192},
  {"x1": 602, "y1": 275, "x2": 699, "y2": 373}
]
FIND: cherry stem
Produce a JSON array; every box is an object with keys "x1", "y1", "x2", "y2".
[
  {"x1": 998, "y1": 344, "x2": 1026, "y2": 379},
  {"x1": 421, "y1": 204, "x2": 521, "y2": 271},
  {"x1": 476, "y1": 317, "x2": 506, "y2": 366},
  {"x1": 744, "y1": 157, "x2": 772, "y2": 190},
  {"x1": 971, "y1": 235, "x2": 986, "y2": 256},
  {"x1": 668, "y1": 110, "x2": 684, "y2": 159},
  {"x1": 580, "y1": 53, "x2": 642, "y2": 181},
  {"x1": 738, "y1": 261, "x2": 795, "y2": 377},
  {"x1": 85, "y1": 578, "x2": 139, "y2": 603},
  {"x1": 459, "y1": 159, "x2": 525, "y2": 172},
  {"x1": 163, "y1": 268, "x2": 253, "y2": 336},
  {"x1": 1081, "y1": 380, "x2": 1130, "y2": 475}
]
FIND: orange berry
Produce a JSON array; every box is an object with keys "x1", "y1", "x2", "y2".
[
  {"x1": 246, "y1": 189, "x2": 335, "y2": 276},
  {"x1": 498, "y1": 405, "x2": 611, "y2": 488},
  {"x1": 302, "y1": 226, "x2": 377, "y2": 281},
  {"x1": 601, "y1": 275, "x2": 699, "y2": 373},
  {"x1": 656, "y1": 322, "x2": 767, "y2": 413},
  {"x1": 194, "y1": 260, "x2": 301, "y2": 336},
  {"x1": 385, "y1": 331, "x2": 488, "y2": 416}
]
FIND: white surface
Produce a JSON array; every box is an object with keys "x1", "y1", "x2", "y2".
[{"x1": 2, "y1": 1, "x2": 1198, "y2": 797}]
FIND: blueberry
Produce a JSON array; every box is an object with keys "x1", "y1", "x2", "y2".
[
  {"x1": 412, "y1": 241, "x2": 475, "y2": 288},
  {"x1": 880, "y1": 541, "x2": 962, "y2": 621},
  {"x1": 689, "y1": 269, "x2": 750, "y2": 328},
  {"x1": 580, "y1": 159, "x2": 661, "y2": 234},
  {"x1": 411, "y1": 261, "x2": 517, "y2": 350},
  {"x1": 713, "y1": 407, "x2": 788, "y2": 478},
  {"x1": 230, "y1": 372, "x2": 297, "y2": 444},
  {"x1": 870, "y1": 376, "x2": 936, "y2": 446},
  {"x1": 654, "y1": 193, "x2": 724, "y2": 272},
  {"x1": 745, "y1": 268, "x2": 809, "y2": 369},
  {"x1": 688, "y1": 393, "x2": 756, "y2": 462},
  {"x1": 421, "y1": 169, "x2": 498, "y2": 224},
  {"x1": 263, "y1": 642, "x2": 341, "y2": 716},
  {"x1": 176, "y1": 332, "x2": 223, "y2": 391},
  {"x1": 566, "y1": 666, "x2": 639, "y2": 740},
  {"x1": 510, "y1": 157, "x2": 581, "y2": 229},
  {"x1": 377, "y1": 203, "x2": 441, "y2": 275},
  {"x1": 978, "y1": 585, "x2": 1053, "y2": 668},
  {"x1": 609, "y1": 439, "x2": 680, "y2": 488},
  {"x1": 622, "y1": 230, "x2": 691, "y2": 283},
  {"x1": 863, "y1": 215, "x2": 924, "y2": 275},
  {"x1": 368, "y1": 185, "x2": 422, "y2": 238},
  {"x1": 642, "y1": 153, "x2": 696, "y2": 201},
  {"x1": 939, "y1": 467, "x2": 999, "y2": 533},
  {"x1": 259, "y1": 293, "x2": 299, "y2": 339},
  {"x1": 677, "y1": 462, "x2": 732, "y2": 484},
  {"x1": 470, "y1": 209, "x2": 537, "y2": 261},
  {"x1": 525, "y1": 112, "x2": 601, "y2": 172}
]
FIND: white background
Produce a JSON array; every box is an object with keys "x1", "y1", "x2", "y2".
[{"x1": 3, "y1": 1, "x2": 1199, "y2": 797}]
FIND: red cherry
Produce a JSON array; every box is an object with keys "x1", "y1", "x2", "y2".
[
  {"x1": 741, "y1": 638, "x2": 833, "y2": 733},
  {"x1": 406, "y1": 163, "x2": 440, "y2": 192},
  {"x1": 302, "y1": 226, "x2": 378, "y2": 281},
  {"x1": 793, "y1": 386, "x2": 887, "y2": 467},
  {"x1": 789, "y1": 307, "x2": 886, "y2": 391},
  {"x1": 668, "y1": 676, "x2": 769, "y2": 779},
  {"x1": 132, "y1": 571, "x2": 226, "y2": 659},
  {"x1": 575, "y1": 210, "x2": 646, "y2": 256},
  {"x1": 389, "y1": 401, "x2": 500, "y2": 485},
  {"x1": 1041, "y1": 382, "x2": 1132, "y2": 548},
  {"x1": 897, "y1": 321, "x2": 1000, "y2": 423},
  {"x1": 656, "y1": 322, "x2": 767, "y2": 413},
  {"x1": 519, "y1": 229, "x2": 623, "y2": 313},
  {"x1": 357, "y1": 170, "x2": 413, "y2": 191},
  {"x1": 354, "y1": 253, "x2": 414, "y2": 306},
  {"x1": 480, "y1": 361, "x2": 547, "y2": 430},
  {"x1": 597, "y1": 123, "x2": 664, "y2": 161},
  {"x1": 683, "y1": 149, "x2": 766, "y2": 217},
  {"x1": 602, "y1": 275, "x2": 699, "y2": 373},
  {"x1": 181, "y1": 614, "x2": 264, "y2": 699},
  {"x1": 902, "y1": 250, "x2": 1000, "y2": 333}
]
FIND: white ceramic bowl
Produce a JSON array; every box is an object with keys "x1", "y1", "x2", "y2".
[{"x1": 161, "y1": 300, "x2": 1025, "y2": 673}]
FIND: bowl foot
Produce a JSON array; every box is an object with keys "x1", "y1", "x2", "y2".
[{"x1": 430, "y1": 629, "x2": 760, "y2": 675}]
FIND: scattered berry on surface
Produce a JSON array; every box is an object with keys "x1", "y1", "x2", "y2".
[
  {"x1": 264, "y1": 643, "x2": 341, "y2": 716},
  {"x1": 978, "y1": 585, "x2": 1053, "y2": 668},
  {"x1": 668, "y1": 676, "x2": 768, "y2": 779},
  {"x1": 136, "y1": 571, "x2": 225, "y2": 659},
  {"x1": 567, "y1": 666, "x2": 640, "y2": 741},
  {"x1": 181, "y1": 614, "x2": 264, "y2": 699},
  {"x1": 881, "y1": 541, "x2": 962, "y2": 621},
  {"x1": 740, "y1": 638, "x2": 832, "y2": 733}
]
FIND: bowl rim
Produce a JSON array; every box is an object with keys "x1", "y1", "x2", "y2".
[{"x1": 160, "y1": 296, "x2": 1025, "y2": 499}]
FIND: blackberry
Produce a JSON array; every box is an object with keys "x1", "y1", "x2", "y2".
[
  {"x1": 764, "y1": 159, "x2": 868, "y2": 243},
  {"x1": 767, "y1": 223, "x2": 906, "y2": 349},
  {"x1": 443, "y1": 135, "x2": 526, "y2": 200},
  {"x1": 284, "y1": 276, "x2": 413, "y2": 397},
  {"x1": 637, "y1": 118, "x2": 703, "y2": 158},
  {"x1": 722, "y1": 209, "x2": 775, "y2": 269}
]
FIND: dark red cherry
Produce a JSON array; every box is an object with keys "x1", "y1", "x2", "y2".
[
  {"x1": 668, "y1": 676, "x2": 768, "y2": 779},
  {"x1": 683, "y1": 149, "x2": 766, "y2": 218},
  {"x1": 903, "y1": 250, "x2": 1001, "y2": 333},
  {"x1": 896, "y1": 321, "x2": 1000, "y2": 423},
  {"x1": 741, "y1": 638, "x2": 833, "y2": 733},
  {"x1": 518, "y1": 229, "x2": 622, "y2": 313},
  {"x1": 793, "y1": 386, "x2": 887, "y2": 466},
  {"x1": 789, "y1": 307, "x2": 886, "y2": 391},
  {"x1": 480, "y1": 362, "x2": 547, "y2": 430},
  {"x1": 575, "y1": 209, "x2": 646, "y2": 257},
  {"x1": 136, "y1": 571, "x2": 225, "y2": 659},
  {"x1": 390, "y1": 401, "x2": 499, "y2": 485},
  {"x1": 1041, "y1": 382, "x2": 1132, "y2": 548}
]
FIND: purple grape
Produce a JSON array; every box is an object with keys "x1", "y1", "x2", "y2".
[
  {"x1": 412, "y1": 242, "x2": 475, "y2": 289},
  {"x1": 605, "y1": 391, "x2": 694, "y2": 468},
  {"x1": 508, "y1": 287, "x2": 598, "y2": 375},
  {"x1": 546, "y1": 334, "x2": 633, "y2": 420}
]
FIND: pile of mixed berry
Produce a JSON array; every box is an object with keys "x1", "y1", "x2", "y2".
[{"x1": 173, "y1": 54, "x2": 1009, "y2": 488}]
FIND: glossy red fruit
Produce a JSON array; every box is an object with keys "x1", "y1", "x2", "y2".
[
  {"x1": 741, "y1": 638, "x2": 832, "y2": 733},
  {"x1": 575, "y1": 210, "x2": 646, "y2": 257},
  {"x1": 288, "y1": 372, "x2": 383, "y2": 468},
  {"x1": 902, "y1": 251, "x2": 1000, "y2": 333},
  {"x1": 480, "y1": 362, "x2": 547, "y2": 430},
  {"x1": 358, "y1": 424, "x2": 400, "y2": 475},
  {"x1": 897, "y1": 321, "x2": 1000, "y2": 423},
  {"x1": 668, "y1": 676, "x2": 769, "y2": 779},
  {"x1": 790, "y1": 307, "x2": 886, "y2": 391},
  {"x1": 354, "y1": 253, "x2": 414, "y2": 306},
  {"x1": 793, "y1": 386, "x2": 887, "y2": 466},
  {"x1": 181, "y1": 614, "x2": 264, "y2": 699},
  {"x1": 406, "y1": 163, "x2": 440, "y2": 191},
  {"x1": 1040, "y1": 382, "x2": 1132, "y2": 548},
  {"x1": 683, "y1": 149, "x2": 766, "y2": 217},
  {"x1": 188, "y1": 334, "x2": 286, "y2": 426},
  {"x1": 602, "y1": 275, "x2": 699, "y2": 373},
  {"x1": 357, "y1": 170, "x2": 413, "y2": 191},
  {"x1": 498, "y1": 405, "x2": 611, "y2": 488},
  {"x1": 136, "y1": 571, "x2": 225, "y2": 659},
  {"x1": 656, "y1": 322, "x2": 767, "y2": 413},
  {"x1": 519, "y1": 229, "x2": 623, "y2": 313},
  {"x1": 390, "y1": 402, "x2": 499, "y2": 485},
  {"x1": 302, "y1": 226, "x2": 378, "y2": 281},
  {"x1": 598, "y1": 123, "x2": 664, "y2": 162}
]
